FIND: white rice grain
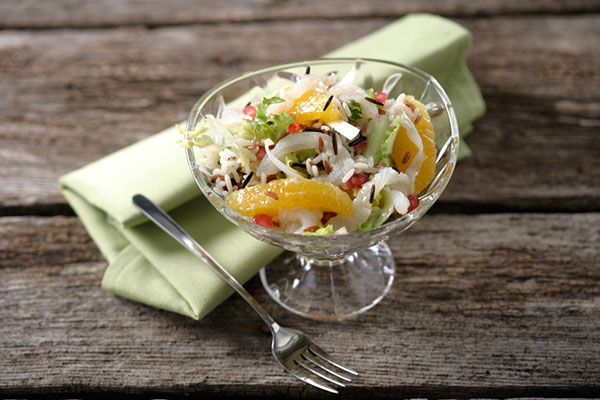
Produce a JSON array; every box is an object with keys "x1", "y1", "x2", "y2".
[
  {"x1": 224, "y1": 174, "x2": 233, "y2": 192},
  {"x1": 354, "y1": 162, "x2": 369, "y2": 171},
  {"x1": 342, "y1": 168, "x2": 355, "y2": 183},
  {"x1": 342, "y1": 101, "x2": 351, "y2": 119},
  {"x1": 305, "y1": 158, "x2": 312, "y2": 173},
  {"x1": 231, "y1": 168, "x2": 240, "y2": 183},
  {"x1": 311, "y1": 165, "x2": 319, "y2": 177}
]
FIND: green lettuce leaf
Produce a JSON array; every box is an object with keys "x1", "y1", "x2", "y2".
[
  {"x1": 248, "y1": 96, "x2": 296, "y2": 142},
  {"x1": 357, "y1": 187, "x2": 394, "y2": 231},
  {"x1": 378, "y1": 114, "x2": 405, "y2": 166},
  {"x1": 347, "y1": 100, "x2": 363, "y2": 124}
]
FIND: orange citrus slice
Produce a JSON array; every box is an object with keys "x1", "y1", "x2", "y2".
[
  {"x1": 287, "y1": 90, "x2": 343, "y2": 125},
  {"x1": 391, "y1": 95, "x2": 436, "y2": 194},
  {"x1": 226, "y1": 178, "x2": 352, "y2": 219}
]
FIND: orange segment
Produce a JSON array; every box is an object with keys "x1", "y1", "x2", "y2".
[
  {"x1": 287, "y1": 90, "x2": 343, "y2": 125},
  {"x1": 391, "y1": 95, "x2": 436, "y2": 194},
  {"x1": 226, "y1": 178, "x2": 353, "y2": 219}
]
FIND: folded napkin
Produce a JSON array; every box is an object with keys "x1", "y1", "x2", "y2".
[{"x1": 60, "y1": 13, "x2": 485, "y2": 320}]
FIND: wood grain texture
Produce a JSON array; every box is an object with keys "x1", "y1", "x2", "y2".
[
  {"x1": 1, "y1": 0, "x2": 599, "y2": 29},
  {"x1": 1, "y1": 213, "x2": 599, "y2": 398},
  {"x1": 2, "y1": 3, "x2": 600, "y2": 397},
  {"x1": 1, "y1": 16, "x2": 599, "y2": 213}
]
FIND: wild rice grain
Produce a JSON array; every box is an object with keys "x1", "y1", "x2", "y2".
[
  {"x1": 305, "y1": 65, "x2": 311, "y2": 75},
  {"x1": 304, "y1": 127, "x2": 322, "y2": 132},
  {"x1": 304, "y1": 225, "x2": 319, "y2": 233},
  {"x1": 369, "y1": 185, "x2": 376, "y2": 203},
  {"x1": 365, "y1": 97, "x2": 384, "y2": 106},
  {"x1": 265, "y1": 191, "x2": 279, "y2": 200},
  {"x1": 240, "y1": 171, "x2": 253, "y2": 189},
  {"x1": 402, "y1": 151, "x2": 411, "y2": 164},
  {"x1": 331, "y1": 132, "x2": 338, "y2": 155},
  {"x1": 404, "y1": 100, "x2": 416, "y2": 112},
  {"x1": 323, "y1": 95, "x2": 334, "y2": 111},
  {"x1": 348, "y1": 136, "x2": 367, "y2": 147}
]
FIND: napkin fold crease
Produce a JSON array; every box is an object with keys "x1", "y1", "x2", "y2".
[{"x1": 60, "y1": 14, "x2": 485, "y2": 320}]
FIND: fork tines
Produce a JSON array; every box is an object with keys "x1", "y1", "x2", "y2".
[{"x1": 290, "y1": 345, "x2": 358, "y2": 394}]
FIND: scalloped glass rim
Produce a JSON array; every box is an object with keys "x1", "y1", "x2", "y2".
[{"x1": 185, "y1": 58, "x2": 459, "y2": 256}]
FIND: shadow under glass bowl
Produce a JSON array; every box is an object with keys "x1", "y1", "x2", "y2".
[{"x1": 185, "y1": 58, "x2": 459, "y2": 320}]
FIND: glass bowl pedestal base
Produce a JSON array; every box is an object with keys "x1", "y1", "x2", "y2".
[{"x1": 260, "y1": 242, "x2": 395, "y2": 320}]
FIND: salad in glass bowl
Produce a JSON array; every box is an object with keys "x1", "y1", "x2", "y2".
[
  {"x1": 180, "y1": 64, "x2": 437, "y2": 236},
  {"x1": 181, "y1": 59, "x2": 458, "y2": 320}
]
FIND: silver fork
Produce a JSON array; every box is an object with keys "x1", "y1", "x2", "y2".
[{"x1": 132, "y1": 194, "x2": 358, "y2": 394}]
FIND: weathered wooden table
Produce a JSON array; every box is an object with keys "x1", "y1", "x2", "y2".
[{"x1": 2, "y1": 1, "x2": 599, "y2": 398}]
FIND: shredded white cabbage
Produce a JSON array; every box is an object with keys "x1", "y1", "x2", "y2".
[
  {"x1": 187, "y1": 70, "x2": 435, "y2": 234},
  {"x1": 263, "y1": 139, "x2": 304, "y2": 179}
]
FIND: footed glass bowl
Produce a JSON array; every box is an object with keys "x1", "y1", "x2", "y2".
[{"x1": 185, "y1": 58, "x2": 459, "y2": 320}]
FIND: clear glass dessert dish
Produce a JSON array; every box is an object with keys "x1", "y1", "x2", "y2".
[{"x1": 185, "y1": 58, "x2": 459, "y2": 320}]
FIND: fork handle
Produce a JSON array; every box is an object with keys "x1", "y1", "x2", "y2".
[{"x1": 132, "y1": 194, "x2": 276, "y2": 328}]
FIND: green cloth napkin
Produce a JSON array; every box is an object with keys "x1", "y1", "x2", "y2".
[{"x1": 60, "y1": 13, "x2": 485, "y2": 320}]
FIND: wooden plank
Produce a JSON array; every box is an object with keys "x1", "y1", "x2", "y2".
[
  {"x1": 1, "y1": 213, "x2": 599, "y2": 397},
  {"x1": 1, "y1": 0, "x2": 599, "y2": 29},
  {"x1": 0, "y1": 16, "x2": 599, "y2": 212}
]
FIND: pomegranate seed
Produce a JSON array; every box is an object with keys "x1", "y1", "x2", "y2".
[
  {"x1": 253, "y1": 214, "x2": 274, "y2": 228},
  {"x1": 321, "y1": 211, "x2": 337, "y2": 225},
  {"x1": 288, "y1": 121, "x2": 302, "y2": 133},
  {"x1": 255, "y1": 144, "x2": 275, "y2": 161},
  {"x1": 243, "y1": 105, "x2": 256, "y2": 119},
  {"x1": 350, "y1": 173, "x2": 369, "y2": 189},
  {"x1": 265, "y1": 191, "x2": 279, "y2": 200},
  {"x1": 303, "y1": 225, "x2": 320, "y2": 233},
  {"x1": 355, "y1": 139, "x2": 368, "y2": 152},
  {"x1": 407, "y1": 195, "x2": 419, "y2": 212},
  {"x1": 374, "y1": 91, "x2": 388, "y2": 104},
  {"x1": 256, "y1": 147, "x2": 266, "y2": 161}
]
